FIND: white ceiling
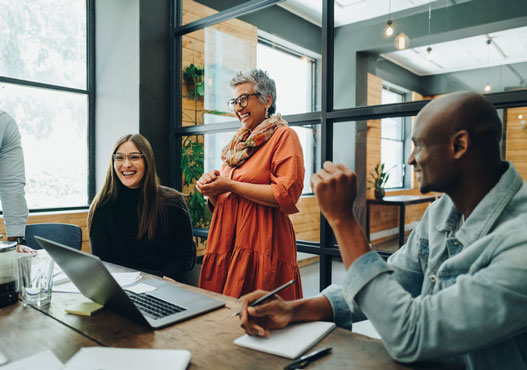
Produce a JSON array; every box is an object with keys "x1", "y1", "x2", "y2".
[
  {"x1": 279, "y1": 0, "x2": 437, "y2": 27},
  {"x1": 382, "y1": 26, "x2": 527, "y2": 76},
  {"x1": 277, "y1": 0, "x2": 527, "y2": 80}
]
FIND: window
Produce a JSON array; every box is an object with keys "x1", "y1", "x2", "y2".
[
  {"x1": 257, "y1": 39, "x2": 318, "y2": 193},
  {"x1": 0, "y1": 0, "x2": 91, "y2": 210},
  {"x1": 380, "y1": 87, "x2": 410, "y2": 189}
]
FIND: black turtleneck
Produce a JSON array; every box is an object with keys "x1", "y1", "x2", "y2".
[{"x1": 90, "y1": 186, "x2": 195, "y2": 282}]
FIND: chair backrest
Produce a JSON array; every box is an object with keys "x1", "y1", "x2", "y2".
[{"x1": 25, "y1": 223, "x2": 82, "y2": 250}]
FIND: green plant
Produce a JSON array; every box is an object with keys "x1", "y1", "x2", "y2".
[
  {"x1": 367, "y1": 162, "x2": 393, "y2": 191},
  {"x1": 181, "y1": 64, "x2": 210, "y2": 228}
]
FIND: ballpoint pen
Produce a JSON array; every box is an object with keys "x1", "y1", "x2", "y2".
[
  {"x1": 233, "y1": 279, "x2": 295, "y2": 317},
  {"x1": 283, "y1": 347, "x2": 332, "y2": 370}
]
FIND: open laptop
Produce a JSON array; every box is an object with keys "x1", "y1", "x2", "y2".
[{"x1": 35, "y1": 236, "x2": 225, "y2": 329}]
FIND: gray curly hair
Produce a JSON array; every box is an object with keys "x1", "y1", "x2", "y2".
[{"x1": 229, "y1": 69, "x2": 277, "y2": 116}]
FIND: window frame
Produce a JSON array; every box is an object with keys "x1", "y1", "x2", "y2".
[{"x1": 172, "y1": 0, "x2": 527, "y2": 292}]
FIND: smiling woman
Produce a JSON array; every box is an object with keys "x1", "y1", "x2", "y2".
[{"x1": 87, "y1": 134, "x2": 195, "y2": 282}]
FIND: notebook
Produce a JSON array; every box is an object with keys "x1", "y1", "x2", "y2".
[
  {"x1": 234, "y1": 321, "x2": 336, "y2": 359},
  {"x1": 35, "y1": 236, "x2": 225, "y2": 329}
]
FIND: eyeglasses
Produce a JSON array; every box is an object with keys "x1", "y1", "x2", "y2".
[
  {"x1": 112, "y1": 153, "x2": 145, "y2": 162},
  {"x1": 227, "y1": 93, "x2": 260, "y2": 111}
]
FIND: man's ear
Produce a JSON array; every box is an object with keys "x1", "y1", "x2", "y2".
[{"x1": 451, "y1": 130, "x2": 469, "y2": 159}]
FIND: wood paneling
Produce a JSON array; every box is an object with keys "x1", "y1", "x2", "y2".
[
  {"x1": 505, "y1": 107, "x2": 527, "y2": 181},
  {"x1": 290, "y1": 196, "x2": 320, "y2": 242}
]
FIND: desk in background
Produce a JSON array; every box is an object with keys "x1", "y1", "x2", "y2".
[
  {"x1": 1, "y1": 263, "x2": 460, "y2": 369},
  {"x1": 367, "y1": 195, "x2": 437, "y2": 249}
]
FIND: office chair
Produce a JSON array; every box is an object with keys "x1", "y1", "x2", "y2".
[{"x1": 25, "y1": 223, "x2": 82, "y2": 250}]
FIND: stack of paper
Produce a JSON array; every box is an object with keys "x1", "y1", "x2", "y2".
[
  {"x1": 234, "y1": 321, "x2": 336, "y2": 359},
  {"x1": 53, "y1": 272, "x2": 141, "y2": 293}
]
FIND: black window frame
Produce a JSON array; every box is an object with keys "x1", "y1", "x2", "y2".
[{"x1": 171, "y1": 0, "x2": 527, "y2": 292}]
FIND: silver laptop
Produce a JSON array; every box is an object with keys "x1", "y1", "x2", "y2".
[{"x1": 35, "y1": 236, "x2": 225, "y2": 329}]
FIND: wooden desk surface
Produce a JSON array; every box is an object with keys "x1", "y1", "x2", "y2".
[
  {"x1": 0, "y1": 300, "x2": 98, "y2": 363},
  {"x1": 1, "y1": 264, "x2": 460, "y2": 369}
]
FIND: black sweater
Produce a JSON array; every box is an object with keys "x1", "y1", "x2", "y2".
[{"x1": 90, "y1": 186, "x2": 195, "y2": 282}]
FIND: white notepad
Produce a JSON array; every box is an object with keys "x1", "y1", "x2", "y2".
[{"x1": 234, "y1": 321, "x2": 336, "y2": 359}]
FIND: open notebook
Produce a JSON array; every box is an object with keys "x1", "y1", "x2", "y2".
[{"x1": 234, "y1": 321, "x2": 336, "y2": 359}]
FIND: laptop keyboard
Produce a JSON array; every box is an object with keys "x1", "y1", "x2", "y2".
[{"x1": 125, "y1": 290, "x2": 186, "y2": 319}]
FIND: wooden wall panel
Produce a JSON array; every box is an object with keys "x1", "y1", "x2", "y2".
[{"x1": 505, "y1": 107, "x2": 527, "y2": 181}]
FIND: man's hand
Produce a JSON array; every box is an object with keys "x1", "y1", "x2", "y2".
[
  {"x1": 311, "y1": 161, "x2": 357, "y2": 226},
  {"x1": 239, "y1": 290, "x2": 295, "y2": 337}
]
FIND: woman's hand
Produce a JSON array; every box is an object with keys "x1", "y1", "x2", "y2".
[
  {"x1": 196, "y1": 170, "x2": 232, "y2": 197},
  {"x1": 239, "y1": 290, "x2": 295, "y2": 337}
]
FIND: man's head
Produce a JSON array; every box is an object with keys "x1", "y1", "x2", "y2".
[{"x1": 408, "y1": 92, "x2": 502, "y2": 194}]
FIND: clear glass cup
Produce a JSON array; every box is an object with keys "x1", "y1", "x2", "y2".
[{"x1": 18, "y1": 253, "x2": 54, "y2": 307}]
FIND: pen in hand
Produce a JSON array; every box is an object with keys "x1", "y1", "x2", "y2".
[{"x1": 234, "y1": 279, "x2": 295, "y2": 317}]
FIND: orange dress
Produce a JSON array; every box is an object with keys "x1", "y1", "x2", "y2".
[{"x1": 199, "y1": 126, "x2": 304, "y2": 300}]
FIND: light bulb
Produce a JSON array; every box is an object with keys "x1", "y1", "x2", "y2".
[
  {"x1": 518, "y1": 114, "x2": 523, "y2": 119},
  {"x1": 426, "y1": 46, "x2": 432, "y2": 60},
  {"x1": 394, "y1": 32, "x2": 409, "y2": 50},
  {"x1": 484, "y1": 83, "x2": 491, "y2": 92},
  {"x1": 384, "y1": 20, "x2": 394, "y2": 37}
]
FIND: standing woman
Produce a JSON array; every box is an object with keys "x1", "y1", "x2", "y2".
[
  {"x1": 197, "y1": 69, "x2": 304, "y2": 299},
  {"x1": 88, "y1": 134, "x2": 195, "y2": 282}
]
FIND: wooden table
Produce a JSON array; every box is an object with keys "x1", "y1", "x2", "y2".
[
  {"x1": 1, "y1": 264, "x2": 460, "y2": 369},
  {"x1": 366, "y1": 195, "x2": 437, "y2": 249}
]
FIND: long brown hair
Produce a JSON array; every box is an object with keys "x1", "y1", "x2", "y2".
[{"x1": 87, "y1": 134, "x2": 185, "y2": 240}]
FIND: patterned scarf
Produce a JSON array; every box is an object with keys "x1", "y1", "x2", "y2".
[{"x1": 221, "y1": 114, "x2": 288, "y2": 168}]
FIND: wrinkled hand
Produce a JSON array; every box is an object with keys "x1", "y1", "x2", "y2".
[
  {"x1": 196, "y1": 170, "x2": 231, "y2": 197},
  {"x1": 239, "y1": 290, "x2": 294, "y2": 337},
  {"x1": 17, "y1": 244, "x2": 37, "y2": 256},
  {"x1": 311, "y1": 161, "x2": 357, "y2": 225}
]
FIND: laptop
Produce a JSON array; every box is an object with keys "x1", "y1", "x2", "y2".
[{"x1": 35, "y1": 236, "x2": 225, "y2": 329}]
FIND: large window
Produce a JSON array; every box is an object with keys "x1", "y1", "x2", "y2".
[
  {"x1": 380, "y1": 87, "x2": 410, "y2": 189},
  {"x1": 0, "y1": 0, "x2": 92, "y2": 210},
  {"x1": 174, "y1": 0, "x2": 526, "y2": 291}
]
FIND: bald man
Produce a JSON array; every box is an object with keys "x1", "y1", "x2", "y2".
[{"x1": 239, "y1": 92, "x2": 527, "y2": 369}]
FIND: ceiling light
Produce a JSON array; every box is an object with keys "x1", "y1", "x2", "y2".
[
  {"x1": 484, "y1": 39, "x2": 492, "y2": 93},
  {"x1": 519, "y1": 114, "x2": 523, "y2": 119},
  {"x1": 383, "y1": 0, "x2": 394, "y2": 38},
  {"x1": 395, "y1": 32, "x2": 409, "y2": 50},
  {"x1": 426, "y1": 0, "x2": 432, "y2": 60},
  {"x1": 384, "y1": 20, "x2": 394, "y2": 37}
]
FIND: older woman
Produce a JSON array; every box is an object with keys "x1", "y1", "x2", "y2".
[
  {"x1": 196, "y1": 69, "x2": 304, "y2": 300},
  {"x1": 88, "y1": 134, "x2": 195, "y2": 282}
]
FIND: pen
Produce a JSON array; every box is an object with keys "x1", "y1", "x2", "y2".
[
  {"x1": 283, "y1": 347, "x2": 332, "y2": 370},
  {"x1": 233, "y1": 279, "x2": 295, "y2": 317}
]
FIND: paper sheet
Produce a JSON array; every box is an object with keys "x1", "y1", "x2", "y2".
[
  {"x1": 124, "y1": 282, "x2": 157, "y2": 294},
  {"x1": 1, "y1": 350, "x2": 63, "y2": 370},
  {"x1": 52, "y1": 272, "x2": 141, "y2": 293},
  {"x1": 64, "y1": 347, "x2": 191, "y2": 370},
  {"x1": 234, "y1": 321, "x2": 336, "y2": 359}
]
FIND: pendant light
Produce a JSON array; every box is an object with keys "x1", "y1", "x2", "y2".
[{"x1": 384, "y1": 0, "x2": 394, "y2": 37}]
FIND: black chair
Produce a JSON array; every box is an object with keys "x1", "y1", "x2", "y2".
[{"x1": 25, "y1": 223, "x2": 82, "y2": 250}]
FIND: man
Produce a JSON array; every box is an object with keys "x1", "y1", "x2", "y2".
[
  {"x1": 0, "y1": 110, "x2": 30, "y2": 252},
  {"x1": 239, "y1": 92, "x2": 527, "y2": 369}
]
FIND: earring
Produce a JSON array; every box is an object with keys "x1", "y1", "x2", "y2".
[{"x1": 265, "y1": 108, "x2": 270, "y2": 119}]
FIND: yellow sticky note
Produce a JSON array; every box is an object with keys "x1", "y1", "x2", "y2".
[{"x1": 66, "y1": 302, "x2": 104, "y2": 316}]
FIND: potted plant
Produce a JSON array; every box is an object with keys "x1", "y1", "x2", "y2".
[{"x1": 367, "y1": 162, "x2": 393, "y2": 199}]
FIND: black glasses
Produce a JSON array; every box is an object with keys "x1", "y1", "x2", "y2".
[
  {"x1": 112, "y1": 153, "x2": 145, "y2": 162},
  {"x1": 227, "y1": 93, "x2": 260, "y2": 111}
]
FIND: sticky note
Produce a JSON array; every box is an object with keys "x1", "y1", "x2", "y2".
[{"x1": 66, "y1": 302, "x2": 104, "y2": 316}]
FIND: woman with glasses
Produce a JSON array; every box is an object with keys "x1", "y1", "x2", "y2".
[
  {"x1": 88, "y1": 134, "x2": 195, "y2": 282},
  {"x1": 197, "y1": 69, "x2": 304, "y2": 300}
]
